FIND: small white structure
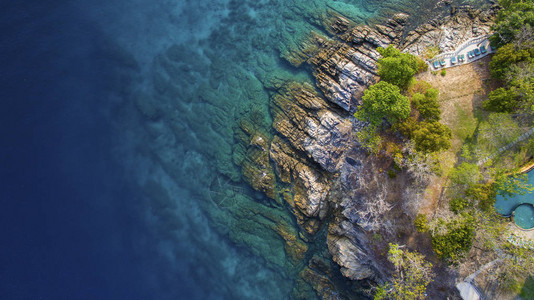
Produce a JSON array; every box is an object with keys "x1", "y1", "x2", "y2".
[
  {"x1": 456, "y1": 282, "x2": 482, "y2": 300},
  {"x1": 429, "y1": 35, "x2": 494, "y2": 70}
]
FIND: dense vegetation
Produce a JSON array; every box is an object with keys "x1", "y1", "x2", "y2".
[
  {"x1": 356, "y1": 45, "x2": 452, "y2": 155},
  {"x1": 358, "y1": 81, "x2": 410, "y2": 126},
  {"x1": 377, "y1": 46, "x2": 427, "y2": 89},
  {"x1": 361, "y1": 3, "x2": 534, "y2": 297},
  {"x1": 486, "y1": 0, "x2": 534, "y2": 113},
  {"x1": 367, "y1": 2, "x2": 534, "y2": 298},
  {"x1": 417, "y1": 0, "x2": 534, "y2": 293}
]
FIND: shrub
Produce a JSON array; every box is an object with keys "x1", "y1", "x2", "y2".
[
  {"x1": 450, "y1": 197, "x2": 471, "y2": 213},
  {"x1": 465, "y1": 183, "x2": 496, "y2": 212},
  {"x1": 413, "y1": 121, "x2": 452, "y2": 153},
  {"x1": 412, "y1": 88, "x2": 441, "y2": 120},
  {"x1": 407, "y1": 80, "x2": 432, "y2": 96},
  {"x1": 394, "y1": 116, "x2": 418, "y2": 139},
  {"x1": 483, "y1": 87, "x2": 519, "y2": 112},
  {"x1": 441, "y1": 69, "x2": 447, "y2": 76},
  {"x1": 423, "y1": 45, "x2": 440, "y2": 60},
  {"x1": 356, "y1": 125, "x2": 382, "y2": 154},
  {"x1": 431, "y1": 216, "x2": 475, "y2": 261},
  {"x1": 449, "y1": 162, "x2": 481, "y2": 188},
  {"x1": 414, "y1": 214, "x2": 429, "y2": 232}
]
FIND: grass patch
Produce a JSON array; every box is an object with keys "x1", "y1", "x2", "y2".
[{"x1": 453, "y1": 104, "x2": 478, "y2": 142}]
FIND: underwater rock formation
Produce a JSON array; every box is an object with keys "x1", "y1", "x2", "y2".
[{"x1": 235, "y1": 118, "x2": 277, "y2": 200}]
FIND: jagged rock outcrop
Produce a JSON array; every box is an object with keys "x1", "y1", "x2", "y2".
[
  {"x1": 305, "y1": 14, "x2": 407, "y2": 113},
  {"x1": 236, "y1": 3, "x2": 498, "y2": 291},
  {"x1": 267, "y1": 4, "x2": 498, "y2": 286},
  {"x1": 400, "y1": 7, "x2": 496, "y2": 55},
  {"x1": 271, "y1": 82, "x2": 352, "y2": 173},
  {"x1": 267, "y1": 82, "x2": 357, "y2": 235},
  {"x1": 269, "y1": 136, "x2": 328, "y2": 235}
]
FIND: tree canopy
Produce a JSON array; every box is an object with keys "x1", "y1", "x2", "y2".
[
  {"x1": 489, "y1": 43, "x2": 534, "y2": 79},
  {"x1": 487, "y1": 0, "x2": 534, "y2": 113},
  {"x1": 413, "y1": 121, "x2": 452, "y2": 153},
  {"x1": 431, "y1": 216, "x2": 475, "y2": 261},
  {"x1": 357, "y1": 81, "x2": 411, "y2": 126},
  {"x1": 483, "y1": 87, "x2": 519, "y2": 112},
  {"x1": 412, "y1": 88, "x2": 441, "y2": 120},
  {"x1": 490, "y1": 0, "x2": 534, "y2": 48},
  {"x1": 377, "y1": 45, "x2": 425, "y2": 89}
]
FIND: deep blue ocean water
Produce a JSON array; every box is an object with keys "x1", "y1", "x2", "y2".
[
  {"x1": 0, "y1": 0, "x2": 484, "y2": 299},
  {"x1": 0, "y1": 2, "x2": 169, "y2": 298}
]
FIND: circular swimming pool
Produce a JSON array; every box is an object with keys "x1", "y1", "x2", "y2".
[{"x1": 513, "y1": 204, "x2": 534, "y2": 230}]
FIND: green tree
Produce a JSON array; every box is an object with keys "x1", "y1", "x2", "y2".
[
  {"x1": 356, "y1": 81, "x2": 411, "y2": 126},
  {"x1": 490, "y1": 0, "x2": 534, "y2": 48},
  {"x1": 375, "y1": 244, "x2": 434, "y2": 300},
  {"x1": 413, "y1": 121, "x2": 452, "y2": 153},
  {"x1": 465, "y1": 183, "x2": 497, "y2": 212},
  {"x1": 483, "y1": 87, "x2": 519, "y2": 112},
  {"x1": 395, "y1": 116, "x2": 418, "y2": 139},
  {"x1": 412, "y1": 88, "x2": 441, "y2": 120},
  {"x1": 506, "y1": 62, "x2": 534, "y2": 109},
  {"x1": 377, "y1": 45, "x2": 424, "y2": 89},
  {"x1": 494, "y1": 172, "x2": 534, "y2": 199},
  {"x1": 449, "y1": 162, "x2": 482, "y2": 188},
  {"x1": 431, "y1": 215, "x2": 475, "y2": 262},
  {"x1": 489, "y1": 43, "x2": 534, "y2": 79},
  {"x1": 414, "y1": 214, "x2": 429, "y2": 232}
]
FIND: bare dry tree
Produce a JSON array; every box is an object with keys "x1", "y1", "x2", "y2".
[
  {"x1": 355, "y1": 169, "x2": 393, "y2": 233},
  {"x1": 397, "y1": 141, "x2": 434, "y2": 186}
]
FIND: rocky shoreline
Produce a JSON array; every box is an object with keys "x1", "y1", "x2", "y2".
[{"x1": 239, "y1": 2, "x2": 497, "y2": 297}]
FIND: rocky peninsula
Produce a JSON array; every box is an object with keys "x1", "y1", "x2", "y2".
[{"x1": 238, "y1": 2, "x2": 497, "y2": 298}]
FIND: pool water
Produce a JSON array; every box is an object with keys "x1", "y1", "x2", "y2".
[
  {"x1": 514, "y1": 204, "x2": 534, "y2": 230},
  {"x1": 495, "y1": 170, "x2": 534, "y2": 230}
]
